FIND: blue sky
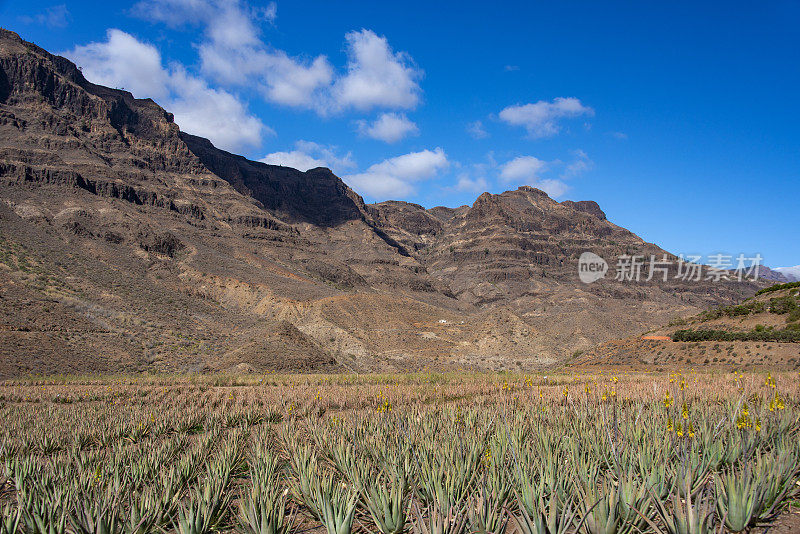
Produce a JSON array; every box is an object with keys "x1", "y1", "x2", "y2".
[{"x1": 2, "y1": 0, "x2": 799, "y2": 267}]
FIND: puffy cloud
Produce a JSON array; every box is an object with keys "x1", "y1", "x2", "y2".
[
  {"x1": 198, "y1": 45, "x2": 333, "y2": 107},
  {"x1": 344, "y1": 148, "x2": 448, "y2": 198},
  {"x1": 333, "y1": 29, "x2": 423, "y2": 112},
  {"x1": 499, "y1": 97, "x2": 593, "y2": 138},
  {"x1": 166, "y1": 66, "x2": 270, "y2": 151},
  {"x1": 133, "y1": 2, "x2": 421, "y2": 115},
  {"x1": 536, "y1": 178, "x2": 570, "y2": 198},
  {"x1": 357, "y1": 113, "x2": 419, "y2": 143},
  {"x1": 260, "y1": 151, "x2": 327, "y2": 171},
  {"x1": 19, "y1": 4, "x2": 71, "y2": 28},
  {"x1": 133, "y1": 0, "x2": 333, "y2": 109},
  {"x1": 467, "y1": 120, "x2": 488, "y2": 139},
  {"x1": 63, "y1": 29, "x2": 268, "y2": 152},
  {"x1": 499, "y1": 156, "x2": 547, "y2": 183},
  {"x1": 499, "y1": 156, "x2": 568, "y2": 198},
  {"x1": 66, "y1": 29, "x2": 171, "y2": 99},
  {"x1": 260, "y1": 140, "x2": 354, "y2": 173}
]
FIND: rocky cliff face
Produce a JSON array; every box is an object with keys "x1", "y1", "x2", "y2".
[{"x1": 0, "y1": 29, "x2": 766, "y2": 377}]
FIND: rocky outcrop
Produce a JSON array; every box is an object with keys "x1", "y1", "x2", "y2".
[{"x1": 181, "y1": 133, "x2": 368, "y2": 227}]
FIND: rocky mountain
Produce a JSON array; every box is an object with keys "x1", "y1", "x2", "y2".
[{"x1": 0, "y1": 29, "x2": 767, "y2": 377}]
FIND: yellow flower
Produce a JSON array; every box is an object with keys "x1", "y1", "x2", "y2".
[
  {"x1": 682, "y1": 403, "x2": 689, "y2": 420},
  {"x1": 663, "y1": 392, "x2": 674, "y2": 408}
]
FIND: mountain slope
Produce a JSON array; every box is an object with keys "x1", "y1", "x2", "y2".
[
  {"x1": 0, "y1": 29, "x2": 768, "y2": 377},
  {"x1": 571, "y1": 283, "x2": 800, "y2": 369}
]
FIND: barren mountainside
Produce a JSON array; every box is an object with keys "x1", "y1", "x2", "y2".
[{"x1": 0, "y1": 29, "x2": 767, "y2": 377}]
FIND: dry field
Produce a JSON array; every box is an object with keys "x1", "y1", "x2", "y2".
[{"x1": 0, "y1": 371, "x2": 799, "y2": 533}]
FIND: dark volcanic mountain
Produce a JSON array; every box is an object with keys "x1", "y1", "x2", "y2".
[{"x1": 0, "y1": 29, "x2": 764, "y2": 377}]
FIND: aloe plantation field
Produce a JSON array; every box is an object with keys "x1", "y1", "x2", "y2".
[{"x1": 0, "y1": 371, "x2": 799, "y2": 534}]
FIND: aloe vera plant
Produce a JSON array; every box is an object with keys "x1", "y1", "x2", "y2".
[
  {"x1": 237, "y1": 484, "x2": 293, "y2": 534},
  {"x1": 174, "y1": 476, "x2": 233, "y2": 534},
  {"x1": 68, "y1": 497, "x2": 122, "y2": 534},
  {"x1": 238, "y1": 447, "x2": 294, "y2": 534},
  {"x1": 468, "y1": 484, "x2": 508, "y2": 534},
  {"x1": 652, "y1": 483, "x2": 715, "y2": 534},
  {"x1": 307, "y1": 473, "x2": 359, "y2": 534},
  {"x1": 577, "y1": 465, "x2": 624, "y2": 534},
  {"x1": 0, "y1": 504, "x2": 21, "y2": 534},
  {"x1": 714, "y1": 466, "x2": 763, "y2": 532},
  {"x1": 359, "y1": 465, "x2": 411, "y2": 534},
  {"x1": 410, "y1": 499, "x2": 469, "y2": 534},
  {"x1": 514, "y1": 491, "x2": 576, "y2": 534}
]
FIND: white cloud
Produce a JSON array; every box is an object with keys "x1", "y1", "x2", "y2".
[
  {"x1": 64, "y1": 29, "x2": 268, "y2": 152},
  {"x1": 536, "y1": 179, "x2": 569, "y2": 198},
  {"x1": 344, "y1": 148, "x2": 448, "y2": 198},
  {"x1": 260, "y1": 140, "x2": 354, "y2": 173},
  {"x1": 498, "y1": 156, "x2": 568, "y2": 198},
  {"x1": 133, "y1": 2, "x2": 422, "y2": 115},
  {"x1": 167, "y1": 66, "x2": 269, "y2": 150},
  {"x1": 19, "y1": 4, "x2": 71, "y2": 28},
  {"x1": 357, "y1": 113, "x2": 419, "y2": 143},
  {"x1": 561, "y1": 149, "x2": 594, "y2": 178},
  {"x1": 499, "y1": 97, "x2": 594, "y2": 138},
  {"x1": 499, "y1": 156, "x2": 547, "y2": 183},
  {"x1": 66, "y1": 29, "x2": 171, "y2": 99},
  {"x1": 456, "y1": 174, "x2": 488, "y2": 193},
  {"x1": 196, "y1": 40, "x2": 333, "y2": 108},
  {"x1": 333, "y1": 29, "x2": 423, "y2": 112},
  {"x1": 260, "y1": 151, "x2": 327, "y2": 171},
  {"x1": 774, "y1": 266, "x2": 800, "y2": 281},
  {"x1": 133, "y1": 0, "x2": 333, "y2": 109},
  {"x1": 467, "y1": 120, "x2": 488, "y2": 139}
]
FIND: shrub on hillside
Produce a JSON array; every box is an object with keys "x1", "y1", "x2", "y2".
[
  {"x1": 755, "y1": 281, "x2": 800, "y2": 296},
  {"x1": 672, "y1": 328, "x2": 800, "y2": 343}
]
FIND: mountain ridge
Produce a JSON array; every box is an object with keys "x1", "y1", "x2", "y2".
[{"x1": 0, "y1": 28, "x2": 774, "y2": 377}]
